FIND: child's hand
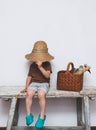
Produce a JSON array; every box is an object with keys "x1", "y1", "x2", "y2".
[
  {"x1": 20, "y1": 88, "x2": 27, "y2": 93},
  {"x1": 35, "y1": 61, "x2": 42, "y2": 68}
]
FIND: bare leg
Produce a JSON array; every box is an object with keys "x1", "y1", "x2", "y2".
[
  {"x1": 26, "y1": 89, "x2": 36, "y2": 115},
  {"x1": 38, "y1": 90, "x2": 46, "y2": 119}
]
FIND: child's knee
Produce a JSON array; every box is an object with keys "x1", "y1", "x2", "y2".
[
  {"x1": 26, "y1": 91, "x2": 34, "y2": 98},
  {"x1": 38, "y1": 92, "x2": 45, "y2": 99}
]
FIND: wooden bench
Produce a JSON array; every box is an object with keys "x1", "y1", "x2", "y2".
[{"x1": 0, "y1": 86, "x2": 96, "y2": 130}]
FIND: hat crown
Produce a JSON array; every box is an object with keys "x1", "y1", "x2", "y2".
[{"x1": 33, "y1": 41, "x2": 47, "y2": 50}]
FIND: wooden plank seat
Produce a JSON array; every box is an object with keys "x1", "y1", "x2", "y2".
[
  {"x1": 0, "y1": 86, "x2": 96, "y2": 130},
  {"x1": 0, "y1": 86, "x2": 82, "y2": 98}
]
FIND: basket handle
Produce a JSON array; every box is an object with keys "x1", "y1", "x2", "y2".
[{"x1": 66, "y1": 62, "x2": 74, "y2": 72}]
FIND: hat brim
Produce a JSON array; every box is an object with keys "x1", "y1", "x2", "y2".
[{"x1": 25, "y1": 52, "x2": 54, "y2": 62}]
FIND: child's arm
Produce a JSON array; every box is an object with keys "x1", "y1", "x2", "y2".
[{"x1": 21, "y1": 76, "x2": 32, "y2": 93}]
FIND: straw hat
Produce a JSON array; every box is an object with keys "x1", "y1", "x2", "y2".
[{"x1": 25, "y1": 41, "x2": 54, "y2": 62}]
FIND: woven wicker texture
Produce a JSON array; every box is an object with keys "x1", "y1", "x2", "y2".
[
  {"x1": 25, "y1": 41, "x2": 54, "y2": 62},
  {"x1": 57, "y1": 62, "x2": 83, "y2": 92}
]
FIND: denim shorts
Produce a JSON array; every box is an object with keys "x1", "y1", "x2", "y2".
[{"x1": 28, "y1": 82, "x2": 49, "y2": 93}]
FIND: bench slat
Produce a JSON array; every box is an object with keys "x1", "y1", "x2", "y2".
[{"x1": 0, "y1": 86, "x2": 82, "y2": 98}]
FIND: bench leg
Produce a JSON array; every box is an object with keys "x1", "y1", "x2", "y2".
[
  {"x1": 13, "y1": 99, "x2": 20, "y2": 126},
  {"x1": 76, "y1": 97, "x2": 84, "y2": 126},
  {"x1": 6, "y1": 97, "x2": 18, "y2": 130},
  {"x1": 83, "y1": 96, "x2": 91, "y2": 130}
]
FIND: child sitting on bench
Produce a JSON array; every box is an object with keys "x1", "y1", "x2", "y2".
[{"x1": 21, "y1": 40, "x2": 54, "y2": 128}]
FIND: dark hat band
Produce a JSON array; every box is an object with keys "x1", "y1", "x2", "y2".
[{"x1": 32, "y1": 48, "x2": 48, "y2": 53}]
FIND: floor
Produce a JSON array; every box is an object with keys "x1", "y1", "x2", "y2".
[
  {"x1": 11, "y1": 126, "x2": 84, "y2": 130},
  {"x1": 0, "y1": 126, "x2": 96, "y2": 130}
]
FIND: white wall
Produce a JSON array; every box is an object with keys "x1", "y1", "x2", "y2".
[{"x1": 0, "y1": 0, "x2": 96, "y2": 127}]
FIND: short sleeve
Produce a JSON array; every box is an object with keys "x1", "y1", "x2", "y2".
[
  {"x1": 43, "y1": 62, "x2": 52, "y2": 73},
  {"x1": 28, "y1": 64, "x2": 33, "y2": 77}
]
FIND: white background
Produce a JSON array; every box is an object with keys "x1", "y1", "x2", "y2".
[{"x1": 0, "y1": 0, "x2": 96, "y2": 127}]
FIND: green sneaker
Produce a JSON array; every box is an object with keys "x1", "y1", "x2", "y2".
[
  {"x1": 35, "y1": 114, "x2": 46, "y2": 129},
  {"x1": 26, "y1": 113, "x2": 34, "y2": 126}
]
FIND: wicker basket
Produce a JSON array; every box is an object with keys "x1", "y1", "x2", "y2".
[{"x1": 57, "y1": 62, "x2": 83, "y2": 92}]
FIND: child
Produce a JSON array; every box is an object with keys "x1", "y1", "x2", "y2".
[{"x1": 21, "y1": 41, "x2": 54, "y2": 128}]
